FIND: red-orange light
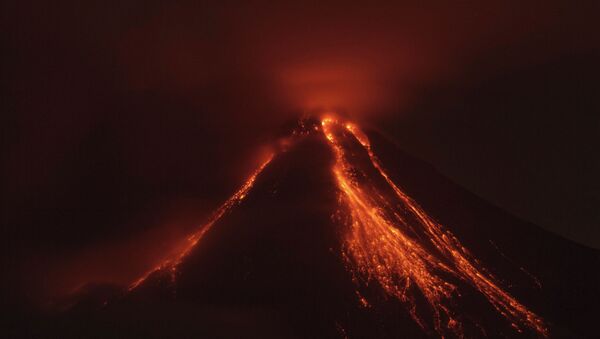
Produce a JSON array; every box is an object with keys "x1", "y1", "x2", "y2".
[
  {"x1": 128, "y1": 153, "x2": 274, "y2": 290},
  {"x1": 322, "y1": 118, "x2": 547, "y2": 337}
]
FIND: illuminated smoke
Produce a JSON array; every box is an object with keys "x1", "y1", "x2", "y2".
[{"x1": 322, "y1": 117, "x2": 547, "y2": 337}]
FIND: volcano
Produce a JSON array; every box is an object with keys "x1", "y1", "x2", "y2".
[{"x1": 36, "y1": 117, "x2": 599, "y2": 338}]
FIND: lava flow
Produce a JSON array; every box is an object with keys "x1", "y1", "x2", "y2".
[
  {"x1": 125, "y1": 116, "x2": 547, "y2": 337},
  {"x1": 321, "y1": 117, "x2": 548, "y2": 337},
  {"x1": 129, "y1": 153, "x2": 274, "y2": 290}
]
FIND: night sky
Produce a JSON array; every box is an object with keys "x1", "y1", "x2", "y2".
[{"x1": 1, "y1": 1, "x2": 598, "y2": 306}]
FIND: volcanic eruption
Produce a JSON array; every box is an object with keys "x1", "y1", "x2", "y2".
[
  {"x1": 322, "y1": 117, "x2": 546, "y2": 337},
  {"x1": 40, "y1": 116, "x2": 599, "y2": 338}
]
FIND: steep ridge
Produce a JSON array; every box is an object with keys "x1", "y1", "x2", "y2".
[{"x1": 39, "y1": 117, "x2": 600, "y2": 338}]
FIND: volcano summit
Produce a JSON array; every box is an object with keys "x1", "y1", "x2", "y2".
[{"x1": 33, "y1": 117, "x2": 600, "y2": 338}]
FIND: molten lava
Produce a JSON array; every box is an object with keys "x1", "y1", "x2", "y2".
[
  {"x1": 127, "y1": 116, "x2": 547, "y2": 337},
  {"x1": 129, "y1": 154, "x2": 273, "y2": 290},
  {"x1": 322, "y1": 117, "x2": 547, "y2": 337}
]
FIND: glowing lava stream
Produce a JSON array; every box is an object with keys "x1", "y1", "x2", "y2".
[
  {"x1": 321, "y1": 117, "x2": 548, "y2": 337},
  {"x1": 129, "y1": 154, "x2": 274, "y2": 290}
]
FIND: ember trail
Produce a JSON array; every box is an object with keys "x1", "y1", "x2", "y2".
[
  {"x1": 321, "y1": 117, "x2": 547, "y2": 337},
  {"x1": 129, "y1": 154, "x2": 274, "y2": 290}
]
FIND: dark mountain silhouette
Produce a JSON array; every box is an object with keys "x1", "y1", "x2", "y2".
[{"x1": 20, "y1": 118, "x2": 600, "y2": 338}]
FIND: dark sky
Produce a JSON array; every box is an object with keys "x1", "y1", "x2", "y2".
[{"x1": 1, "y1": 1, "x2": 598, "y2": 303}]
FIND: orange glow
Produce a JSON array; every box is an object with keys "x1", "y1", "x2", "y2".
[
  {"x1": 124, "y1": 117, "x2": 547, "y2": 337},
  {"x1": 129, "y1": 153, "x2": 274, "y2": 290},
  {"x1": 322, "y1": 118, "x2": 548, "y2": 337}
]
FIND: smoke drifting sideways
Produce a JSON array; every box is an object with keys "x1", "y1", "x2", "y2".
[
  {"x1": 2, "y1": 0, "x2": 597, "y2": 305},
  {"x1": 117, "y1": 1, "x2": 592, "y2": 119}
]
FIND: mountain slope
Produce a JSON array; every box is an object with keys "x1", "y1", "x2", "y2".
[{"x1": 38, "y1": 117, "x2": 600, "y2": 338}]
